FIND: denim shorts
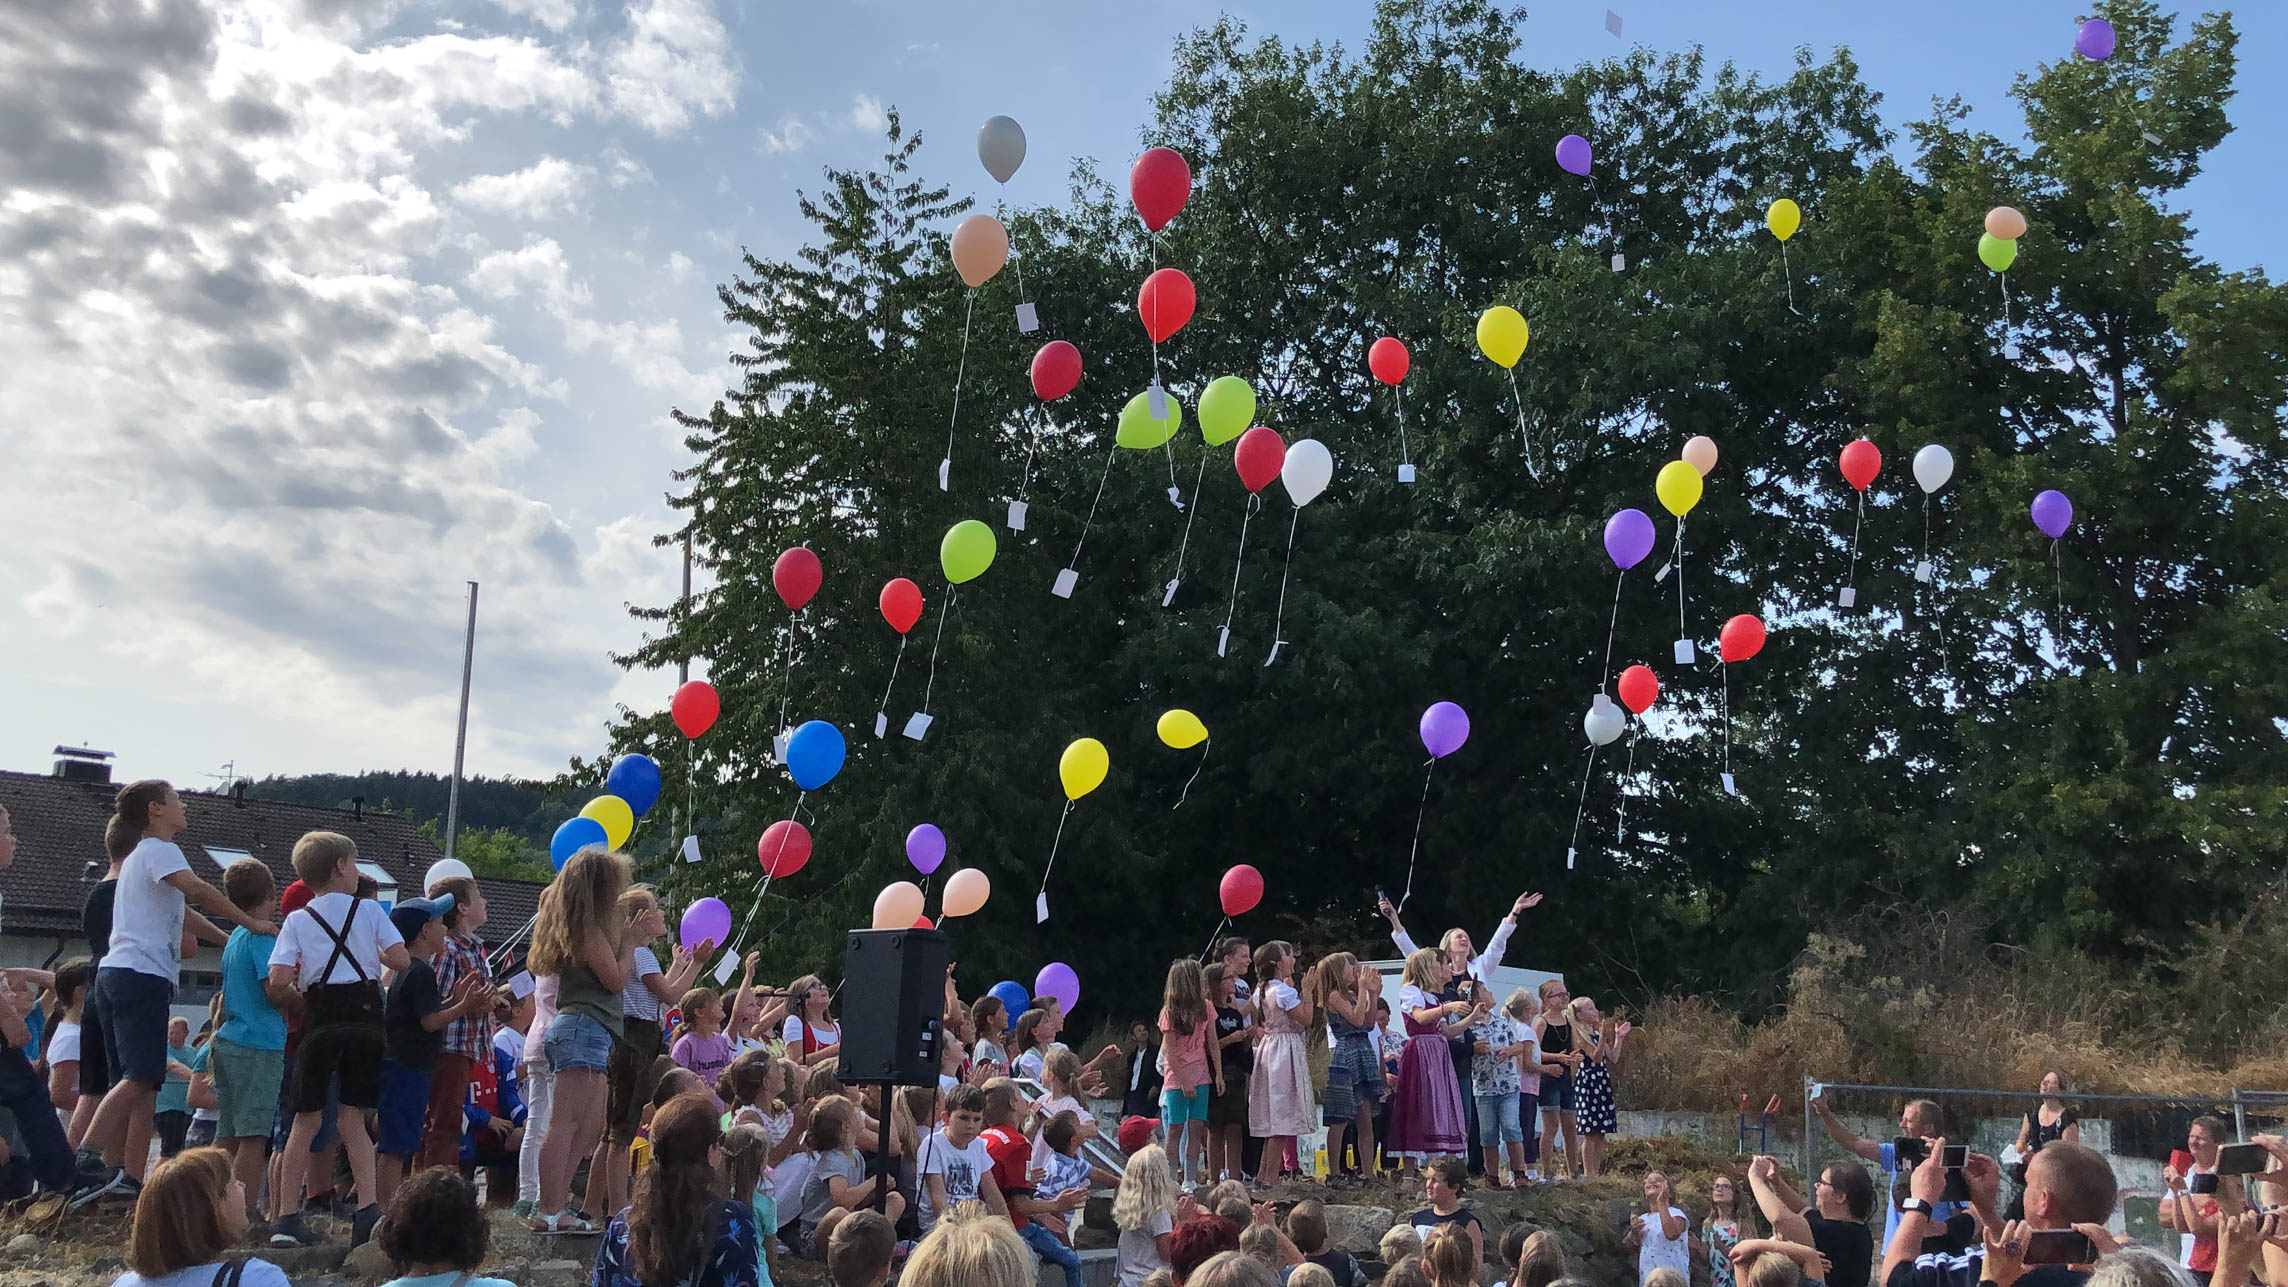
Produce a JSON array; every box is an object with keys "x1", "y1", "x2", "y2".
[
  {"x1": 545, "y1": 1012, "x2": 615, "y2": 1073},
  {"x1": 94, "y1": 968, "x2": 175, "y2": 1085},
  {"x1": 1542, "y1": 1070, "x2": 1576, "y2": 1115},
  {"x1": 1162, "y1": 1084, "x2": 1210, "y2": 1125},
  {"x1": 1476, "y1": 1092, "x2": 1523, "y2": 1145},
  {"x1": 376, "y1": 1061, "x2": 432, "y2": 1156}
]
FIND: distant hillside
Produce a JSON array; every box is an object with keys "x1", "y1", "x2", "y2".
[{"x1": 247, "y1": 771, "x2": 575, "y2": 880}]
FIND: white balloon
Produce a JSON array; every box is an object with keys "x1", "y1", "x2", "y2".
[
  {"x1": 977, "y1": 116, "x2": 1027, "y2": 185},
  {"x1": 1281, "y1": 438, "x2": 1334, "y2": 507},
  {"x1": 1583, "y1": 702, "x2": 1626, "y2": 747},
  {"x1": 423, "y1": 858, "x2": 473, "y2": 893},
  {"x1": 1913, "y1": 444, "x2": 1955, "y2": 495}
]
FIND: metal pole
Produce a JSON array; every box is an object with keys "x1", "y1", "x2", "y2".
[
  {"x1": 2234, "y1": 1087, "x2": 2248, "y2": 1142},
  {"x1": 443, "y1": 581, "x2": 479, "y2": 863},
  {"x1": 678, "y1": 533, "x2": 692, "y2": 687}
]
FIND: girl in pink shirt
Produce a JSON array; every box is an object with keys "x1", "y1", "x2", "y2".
[{"x1": 1157, "y1": 958, "x2": 1221, "y2": 1191}]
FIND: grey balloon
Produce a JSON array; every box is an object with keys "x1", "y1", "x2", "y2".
[{"x1": 977, "y1": 115, "x2": 1026, "y2": 184}]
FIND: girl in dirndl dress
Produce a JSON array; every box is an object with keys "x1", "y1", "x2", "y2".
[
  {"x1": 1309, "y1": 952, "x2": 1383, "y2": 1185},
  {"x1": 1388, "y1": 947, "x2": 1473, "y2": 1175},
  {"x1": 1247, "y1": 941, "x2": 1315, "y2": 1191}
]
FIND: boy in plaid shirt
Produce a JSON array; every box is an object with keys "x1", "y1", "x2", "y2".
[{"x1": 418, "y1": 876, "x2": 492, "y2": 1169}]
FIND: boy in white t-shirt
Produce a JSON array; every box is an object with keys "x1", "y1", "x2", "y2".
[
  {"x1": 918, "y1": 1083, "x2": 1009, "y2": 1232},
  {"x1": 265, "y1": 832, "x2": 411, "y2": 1250}
]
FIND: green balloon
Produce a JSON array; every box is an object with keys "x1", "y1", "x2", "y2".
[
  {"x1": 1978, "y1": 232, "x2": 2018, "y2": 273},
  {"x1": 1115, "y1": 390, "x2": 1184, "y2": 450},
  {"x1": 940, "y1": 519, "x2": 997, "y2": 585},
  {"x1": 1196, "y1": 376, "x2": 1256, "y2": 447}
]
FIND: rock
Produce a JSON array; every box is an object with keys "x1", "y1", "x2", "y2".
[
  {"x1": 528, "y1": 1258, "x2": 588, "y2": 1287},
  {"x1": 343, "y1": 1239, "x2": 393, "y2": 1282},
  {"x1": 267, "y1": 1245, "x2": 351, "y2": 1277},
  {"x1": 6, "y1": 1232, "x2": 40, "y2": 1254},
  {"x1": 1322, "y1": 1205, "x2": 1399, "y2": 1254}
]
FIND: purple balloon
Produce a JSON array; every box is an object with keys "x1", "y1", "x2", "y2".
[
  {"x1": 2075, "y1": 18, "x2": 2116, "y2": 61},
  {"x1": 1555, "y1": 133, "x2": 1592, "y2": 177},
  {"x1": 1604, "y1": 508, "x2": 1657, "y2": 570},
  {"x1": 905, "y1": 823, "x2": 946, "y2": 875},
  {"x1": 1035, "y1": 962, "x2": 1079, "y2": 1016},
  {"x1": 679, "y1": 897, "x2": 731, "y2": 952},
  {"x1": 1419, "y1": 701, "x2": 1470, "y2": 759},
  {"x1": 2032, "y1": 489, "x2": 2074, "y2": 539}
]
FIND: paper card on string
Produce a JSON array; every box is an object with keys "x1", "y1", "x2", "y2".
[
  {"x1": 1592, "y1": 692, "x2": 1613, "y2": 713},
  {"x1": 1007, "y1": 500, "x2": 1027, "y2": 531},
  {"x1": 712, "y1": 949, "x2": 740, "y2": 986},
  {"x1": 1162, "y1": 579, "x2": 1180, "y2": 607},
  {"x1": 1566, "y1": 847, "x2": 1577, "y2": 870},
  {"x1": 2142, "y1": 129, "x2": 2163, "y2": 145},
  {"x1": 1721, "y1": 772, "x2": 1739, "y2": 796},
  {"x1": 1051, "y1": 568, "x2": 1078, "y2": 598},
  {"x1": 1674, "y1": 638, "x2": 1696, "y2": 664},
  {"x1": 1166, "y1": 486, "x2": 1184, "y2": 509},
  {"x1": 506, "y1": 971, "x2": 535, "y2": 999},
  {"x1": 1262, "y1": 641, "x2": 1284, "y2": 667},
  {"x1": 874, "y1": 712, "x2": 889, "y2": 738},
  {"x1": 1915, "y1": 560, "x2": 1933, "y2": 583},
  {"x1": 1653, "y1": 561, "x2": 1672, "y2": 583},
  {"x1": 1147, "y1": 382, "x2": 1169, "y2": 419},
  {"x1": 680, "y1": 835, "x2": 702, "y2": 864},
  {"x1": 772, "y1": 731, "x2": 791, "y2": 763},
  {"x1": 902, "y1": 712, "x2": 933, "y2": 741},
  {"x1": 1216, "y1": 627, "x2": 1230, "y2": 657},
  {"x1": 937, "y1": 458, "x2": 951, "y2": 491},
  {"x1": 1015, "y1": 302, "x2": 1038, "y2": 333},
  {"x1": 1605, "y1": 9, "x2": 1623, "y2": 36},
  {"x1": 1611, "y1": 252, "x2": 1626, "y2": 272},
  {"x1": 1397, "y1": 464, "x2": 1416, "y2": 484},
  {"x1": 1035, "y1": 892, "x2": 1049, "y2": 924},
  {"x1": 1838, "y1": 587, "x2": 1857, "y2": 608}
]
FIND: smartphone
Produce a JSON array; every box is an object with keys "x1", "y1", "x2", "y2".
[
  {"x1": 1942, "y1": 1145, "x2": 1969, "y2": 1168},
  {"x1": 1375, "y1": 886, "x2": 1388, "y2": 907},
  {"x1": 2191, "y1": 1173, "x2": 2221, "y2": 1195},
  {"x1": 1893, "y1": 1136, "x2": 1930, "y2": 1166},
  {"x1": 2022, "y1": 1231, "x2": 2096, "y2": 1265},
  {"x1": 2217, "y1": 1142, "x2": 2271, "y2": 1176}
]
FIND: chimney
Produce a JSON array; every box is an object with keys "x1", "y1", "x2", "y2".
[
  {"x1": 52, "y1": 745, "x2": 114, "y2": 785},
  {"x1": 231, "y1": 779, "x2": 249, "y2": 807},
  {"x1": 351, "y1": 795, "x2": 365, "y2": 821}
]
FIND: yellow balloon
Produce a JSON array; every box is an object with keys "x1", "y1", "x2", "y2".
[
  {"x1": 1059, "y1": 737, "x2": 1108, "y2": 801},
  {"x1": 1656, "y1": 459, "x2": 1704, "y2": 518},
  {"x1": 942, "y1": 867, "x2": 991, "y2": 918},
  {"x1": 1766, "y1": 198, "x2": 1801, "y2": 243},
  {"x1": 1476, "y1": 306, "x2": 1530, "y2": 368},
  {"x1": 579, "y1": 795, "x2": 634, "y2": 850},
  {"x1": 1157, "y1": 709, "x2": 1209, "y2": 750}
]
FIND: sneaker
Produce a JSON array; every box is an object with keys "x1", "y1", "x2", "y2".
[
  {"x1": 68, "y1": 1165, "x2": 130, "y2": 1210},
  {"x1": 351, "y1": 1203, "x2": 382, "y2": 1248},
  {"x1": 106, "y1": 1172, "x2": 145, "y2": 1204},
  {"x1": 71, "y1": 1149, "x2": 110, "y2": 1187},
  {"x1": 511, "y1": 1199, "x2": 537, "y2": 1220},
  {"x1": 269, "y1": 1212, "x2": 319, "y2": 1249}
]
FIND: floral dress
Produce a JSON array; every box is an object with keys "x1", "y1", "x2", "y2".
[
  {"x1": 1707, "y1": 1219, "x2": 1742, "y2": 1287},
  {"x1": 1574, "y1": 1029, "x2": 1616, "y2": 1135},
  {"x1": 592, "y1": 1198, "x2": 760, "y2": 1287}
]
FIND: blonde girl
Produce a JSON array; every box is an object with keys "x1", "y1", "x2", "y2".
[
  {"x1": 528, "y1": 847, "x2": 632, "y2": 1234},
  {"x1": 673, "y1": 985, "x2": 734, "y2": 1089},
  {"x1": 722, "y1": 1121, "x2": 781, "y2": 1285},
  {"x1": 595, "y1": 886, "x2": 702, "y2": 1229},
  {"x1": 1158, "y1": 958, "x2": 1220, "y2": 1189},
  {"x1": 1309, "y1": 952, "x2": 1381, "y2": 1186},
  {"x1": 1705, "y1": 1174, "x2": 1746, "y2": 1287},
  {"x1": 1568, "y1": 995, "x2": 1625, "y2": 1178},
  {"x1": 795, "y1": 1094, "x2": 901, "y2": 1255},
  {"x1": 1247, "y1": 941, "x2": 1314, "y2": 1190},
  {"x1": 1113, "y1": 1144, "x2": 1182, "y2": 1287},
  {"x1": 1387, "y1": 948, "x2": 1472, "y2": 1174}
]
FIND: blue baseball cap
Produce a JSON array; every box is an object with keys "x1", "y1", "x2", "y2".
[{"x1": 389, "y1": 892, "x2": 456, "y2": 941}]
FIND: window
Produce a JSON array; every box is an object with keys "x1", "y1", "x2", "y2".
[
  {"x1": 200, "y1": 845, "x2": 253, "y2": 873},
  {"x1": 355, "y1": 860, "x2": 399, "y2": 909}
]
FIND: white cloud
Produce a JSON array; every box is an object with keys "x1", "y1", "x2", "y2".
[
  {"x1": 452, "y1": 155, "x2": 591, "y2": 218},
  {"x1": 849, "y1": 93, "x2": 886, "y2": 133},
  {"x1": 606, "y1": 0, "x2": 738, "y2": 135},
  {"x1": 602, "y1": 145, "x2": 654, "y2": 188},
  {"x1": 759, "y1": 113, "x2": 815, "y2": 155},
  {"x1": 489, "y1": 0, "x2": 581, "y2": 31}
]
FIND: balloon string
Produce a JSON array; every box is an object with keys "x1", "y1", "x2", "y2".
[
  {"x1": 1169, "y1": 452, "x2": 1208, "y2": 594},
  {"x1": 876, "y1": 634, "x2": 907, "y2": 717},
  {"x1": 918, "y1": 588, "x2": 955, "y2": 713},
  {"x1": 1220, "y1": 493, "x2": 1259, "y2": 640},
  {"x1": 686, "y1": 735, "x2": 698, "y2": 844},
  {"x1": 2000, "y1": 271, "x2": 2010, "y2": 332},
  {"x1": 1722, "y1": 662, "x2": 1732, "y2": 776},
  {"x1": 1565, "y1": 741, "x2": 1601, "y2": 864},
  {"x1": 1599, "y1": 568, "x2": 1625, "y2": 691},
  {"x1": 1506, "y1": 368, "x2": 1540, "y2": 480},
  {"x1": 1017, "y1": 405, "x2": 1048, "y2": 501},
  {"x1": 777, "y1": 607, "x2": 801, "y2": 743},
  {"x1": 1781, "y1": 241, "x2": 1797, "y2": 315},
  {"x1": 1197, "y1": 915, "x2": 1230, "y2": 963},
  {"x1": 1395, "y1": 385, "x2": 1411, "y2": 470},
  {"x1": 1674, "y1": 517, "x2": 1688, "y2": 636},
  {"x1": 1615, "y1": 727, "x2": 1641, "y2": 846},
  {"x1": 1001, "y1": 193, "x2": 1029, "y2": 303},
  {"x1": 1037, "y1": 799, "x2": 1075, "y2": 909},
  {"x1": 1070, "y1": 440, "x2": 1119, "y2": 569},
  {"x1": 1399, "y1": 758, "x2": 1436, "y2": 913},
  {"x1": 942, "y1": 292, "x2": 976, "y2": 485},
  {"x1": 2052, "y1": 539, "x2": 2064, "y2": 635},
  {"x1": 1265, "y1": 505, "x2": 1302, "y2": 659},
  {"x1": 1845, "y1": 491, "x2": 1864, "y2": 593},
  {"x1": 487, "y1": 913, "x2": 539, "y2": 968},
  {"x1": 1174, "y1": 742, "x2": 1208, "y2": 809}
]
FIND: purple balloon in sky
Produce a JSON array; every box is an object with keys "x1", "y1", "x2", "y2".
[
  {"x1": 1555, "y1": 133, "x2": 1592, "y2": 177},
  {"x1": 1604, "y1": 508, "x2": 1657, "y2": 570},
  {"x1": 679, "y1": 897, "x2": 731, "y2": 952},
  {"x1": 2075, "y1": 18, "x2": 2116, "y2": 61},
  {"x1": 905, "y1": 823, "x2": 946, "y2": 875},
  {"x1": 1419, "y1": 701, "x2": 1471, "y2": 759},
  {"x1": 1035, "y1": 962, "x2": 1079, "y2": 1015},
  {"x1": 2031, "y1": 489, "x2": 2074, "y2": 539}
]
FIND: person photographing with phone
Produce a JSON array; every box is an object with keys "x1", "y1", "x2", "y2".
[
  {"x1": 1812, "y1": 1090, "x2": 1962, "y2": 1245},
  {"x1": 1883, "y1": 1135, "x2": 2119, "y2": 1287},
  {"x1": 2161, "y1": 1116, "x2": 2228, "y2": 1285}
]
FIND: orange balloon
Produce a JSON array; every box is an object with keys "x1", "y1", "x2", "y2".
[
  {"x1": 1682, "y1": 436, "x2": 1718, "y2": 476},
  {"x1": 1984, "y1": 206, "x2": 2027, "y2": 241},
  {"x1": 950, "y1": 215, "x2": 1009, "y2": 289}
]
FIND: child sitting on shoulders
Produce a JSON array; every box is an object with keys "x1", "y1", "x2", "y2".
[{"x1": 376, "y1": 1168, "x2": 516, "y2": 1287}]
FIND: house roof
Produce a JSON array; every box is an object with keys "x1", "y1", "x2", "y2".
[{"x1": 0, "y1": 768, "x2": 545, "y2": 961}]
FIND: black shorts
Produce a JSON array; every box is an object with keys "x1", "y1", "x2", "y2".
[
  {"x1": 1209, "y1": 1065, "x2": 1251, "y2": 1129},
  {"x1": 294, "y1": 1023, "x2": 384, "y2": 1113},
  {"x1": 606, "y1": 1017, "x2": 665, "y2": 1143},
  {"x1": 77, "y1": 991, "x2": 112, "y2": 1098}
]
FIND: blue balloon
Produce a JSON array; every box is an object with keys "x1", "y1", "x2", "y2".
[
  {"x1": 989, "y1": 980, "x2": 1032, "y2": 1030},
  {"x1": 550, "y1": 816, "x2": 610, "y2": 869},
  {"x1": 606, "y1": 753, "x2": 664, "y2": 817},
  {"x1": 784, "y1": 720, "x2": 847, "y2": 792}
]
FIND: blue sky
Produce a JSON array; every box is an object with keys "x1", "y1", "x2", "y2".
[{"x1": 0, "y1": 0, "x2": 2275, "y2": 789}]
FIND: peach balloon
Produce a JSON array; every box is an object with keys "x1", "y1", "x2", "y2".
[
  {"x1": 1682, "y1": 435, "x2": 1718, "y2": 476},
  {"x1": 942, "y1": 867, "x2": 991, "y2": 918},
  {"x1": 950, "y1": 215, "x2": 1009, "y2": 288},
  {"x1": 873, "y1": 880, "x2": 925, "y2": 930},
  {"x1": 1984, "y1": 206, "x2": 2027, "y2": 241}
]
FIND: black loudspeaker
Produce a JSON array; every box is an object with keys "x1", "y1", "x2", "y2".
[{"x1": 837, "y1": 928, "x2": 948, "y2": 1086}]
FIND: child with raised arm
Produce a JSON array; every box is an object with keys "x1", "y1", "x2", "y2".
[{"x1": 1311, "y1": 952, "x2": 1382, "y2": 1188}]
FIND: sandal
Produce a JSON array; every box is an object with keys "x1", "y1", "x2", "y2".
[{"x1": 530, "y1": 1209, "x2": 601, "y2": 1236}]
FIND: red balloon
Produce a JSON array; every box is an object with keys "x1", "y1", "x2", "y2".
[
  {"x1": 1369, "y1": 337, "x2": 1410, "y2": 385},
  {"x1": 1617, "y1": 664, "x2": 1659, "y2": 715},
  {"x1": 1719, "y1": 614, "x2": 1767, "y2": 664},
  {"x1": 1130, "y1": 147, "x2": 1192, "y2": 232},
  {"x1": 1234, "y1": 426, "x2": 1286, "y2": 494},
  {"x1": 670, "y1": 680, "x2": 719, "y2": 739},
  {"x1": 913, "y1": 915, "x2": 934, "y2": 930},
  {"x1": 1030, "y1": 340, "x2": 1081, "y2": 401},
  {"x1": 1137, "y1": 269, "x2": 1195, "y2": 344},
  {"x1": 772, "y1": 547, "x2": 821, "y2": 611},
  {"x1": 879, "y1": 577, "x2": 923, "y2": 635},
  {"x1": 758, "y1": 820, "x2": 811, "y2": 878},
  {"x1": 1219, "y1": 864, "x2": 1264, "y2": 917},
  {"x1": 1839, "y1": 438, "x2": 1881, "y2": 492}
]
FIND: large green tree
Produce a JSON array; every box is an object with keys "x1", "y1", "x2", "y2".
[{"x1": 605, "y1": 0, "x2": 2286, "y2": 1027}]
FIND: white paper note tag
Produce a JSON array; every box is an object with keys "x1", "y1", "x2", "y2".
[
  {"x1": 2142, "y1": 129, "x2": 2163, "y2": 145},
  {"x1": 1051, "y1": 568, "x2": 1078, "y2": 598},
  {"x1": 937, "y1": 458, "x2": 951, "y2": 491},
  {"x1": 1914, "y1": 560, "x2": 1933, "y2": 584},
  {"x1": 1566, "y1": 847, "x2": 1577, "y2": 870},
  {"x1": 1216, "y1": 627, "x2": 1230, "y2": 657},
  {"x1": 902, "y1": 711, "x2": 933, "y2": 741},
  {"x1": 1838, "y1": 586, "x2": 1857, "y2": 608},
  {"x1": 1263, "y1": 640, "x2": 1285, "y2": 667},
  {"x1": 1166, "y1": 486, "x2": 1184, "y2": 509},
  {"x1": 1592, "y1": 692, "x2": 1613, "y2": 713},
  {"x1": 507, "y1": 971, "x2": 535, "y2": 999},
  {"x1": 1034, "y1": 892, "x2": 1049, "y2": 924},
  {"x1": 1673, "y1": 638, "x2": 1696, "y2": 665},
  {"x1": 771, "y1": 730, "x2": 791, "y2": 763},
  {"x1": 1007, "y1": 500, "x2": 1028, "y2": 531},
  {"x1": 2003, "y1": 340, "x2": 2022, "y2": 360},
  {"x1": 680, "y1": 835, "x2": 702, "y2": 864},
  {"x1": 712, "y1": 950, "x2": 739, "y2": 986},
  {"x1": 1605, "y1": 9, "x2": 1623, "y2": 36},
  {"x1": 1162, "y1": 579, "x2": 1180, "y2": 607},
  {"x1": 874, "y1": 712, "x2": 889, "y2": 739},
  {"x1": 1147, "y1": 382, "x2": 1169, "y2": 419},
  {"x1": 1652, "y1": 561, "x2": 1672, "y2": 583},
  {"x1": 1721, "y1": 771, "x2": 1739, "y2": 796},
  {"x1": 1611, "y1": 252, "x2": 1626, "y2": 272},
  {"x1": 1397, "y1": 464, "x2": 1416, "y2": 484},
  {"x1": 1015, "y1": 302, "x2": 1039, "y2": 333}
]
